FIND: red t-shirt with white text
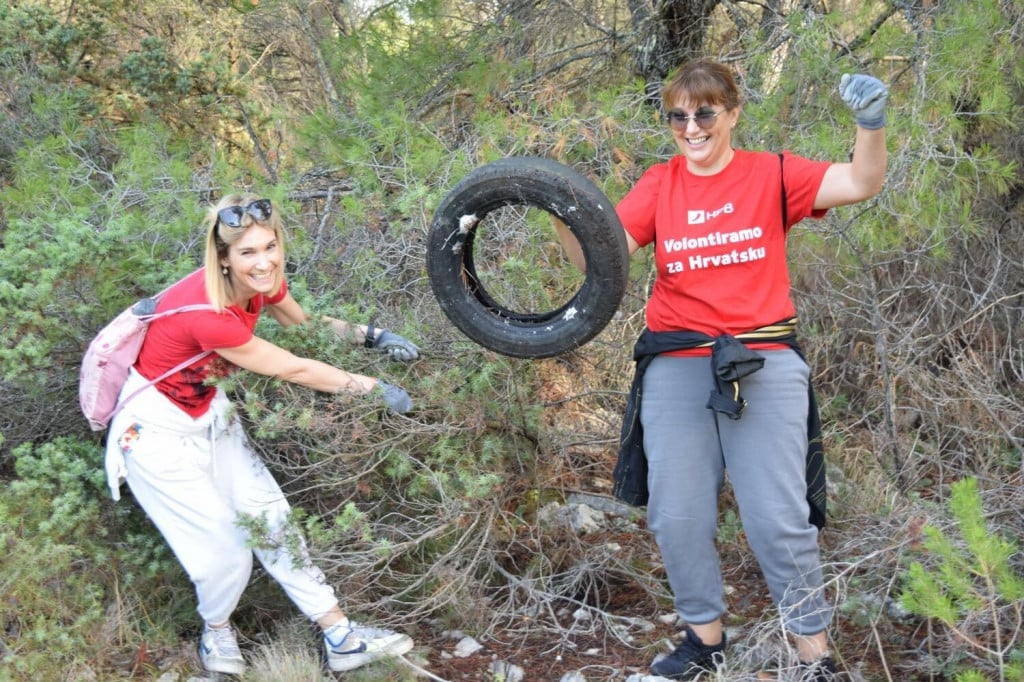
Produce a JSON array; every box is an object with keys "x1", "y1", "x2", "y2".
[
  {"x1": 617, "y1": 150, "x2": 830, "y2": 348},
  {"x1": 134, "y1": 267, "x2": 287, "y2": 417}
]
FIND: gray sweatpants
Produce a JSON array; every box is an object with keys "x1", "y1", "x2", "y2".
[{"x1": 642, "y1": 349, "x2": 831, "y2": 635}]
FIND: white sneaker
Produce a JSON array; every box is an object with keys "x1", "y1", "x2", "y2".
[
  {"x1": 324, "y1": 621, "x2": 414, "y2": 672},
  {"x1": 198, "y1": 623, "x2": 246, "y2": 676}
]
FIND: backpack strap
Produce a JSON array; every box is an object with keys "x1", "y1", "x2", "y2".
[
  {"x1": 111, "y1": 349, "x2": 213, "y2": 417},
  {"x1": 779, "y1": 152, "x2": 788, "y2": 228},
  {"x1": 109, "y1": 301, "x2": 229, "y2": 419}
]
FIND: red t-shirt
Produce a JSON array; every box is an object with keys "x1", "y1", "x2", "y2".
[
  {"x1": 617, "y1": 150, "x2": 830, "y2": 348},
  {"x1": 134, "y1": 267, "x2": 288, "y2": 417}
]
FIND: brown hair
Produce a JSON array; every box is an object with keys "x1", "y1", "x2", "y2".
[
  {"x1": 203, "y1": 193, "x2": 286, "y2": 311},
  {"x1": 662, "y1": 59, "x2": 742, "y2": 112}
]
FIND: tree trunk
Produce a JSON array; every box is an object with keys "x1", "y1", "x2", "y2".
[{"x1": 627, "y1": 0, "x2": 721, "y2": 102}]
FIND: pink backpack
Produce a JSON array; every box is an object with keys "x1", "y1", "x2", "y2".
[{"x1": 79, "y1": 281, "x2": 215, "y2": 431}]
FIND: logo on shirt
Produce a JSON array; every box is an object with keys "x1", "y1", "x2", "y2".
[
  {"x1": 661, "y1": 224, "x2": 767, "y2": 274},
  {"x1": 688, "y1": 202, "x2": 735, "y2": 225}
]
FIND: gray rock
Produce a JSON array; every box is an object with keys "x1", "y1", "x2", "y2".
[
  {"x1": 568, "y1": 503, "x2": 605, "y2": 534},
  {"x1": 488, "y1": 660, "x2": 525, "y2": 682},
  {"x1": 453, "y1": 635, "x2": 484, "y2": 657},
  {"x1": 567, "y1": 492, "x2": 640, "y2": 519},
  {"x1": 572, "y1": 607, "x2": 592, "y2": 622}
]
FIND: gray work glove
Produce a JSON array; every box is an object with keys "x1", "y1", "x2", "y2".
[
  {"x1": 839, "y1": 73, "x2": 889, "y2": 130},
  {"x1": 378, "y1": 382, "x2": 413, "y2": 414},
  {"x1": 373, "y1": 329, "x2": 419, "y2": 362}
]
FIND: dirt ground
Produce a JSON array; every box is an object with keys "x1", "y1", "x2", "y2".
[
  {"x1": 413, "y1": 538, "x2": 932, "y2": 682},
  {"x1": 121, "y1": 536, "x2": 934, "y2": 682}
]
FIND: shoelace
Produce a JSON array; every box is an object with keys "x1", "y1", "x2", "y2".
[
  {"x1": 207, "y1": 626, "x2": 241, "y2": 656},
  {"x1": 349, "y1": 622, "x2": 392, "y2": 638},
  {"x1": 325, "y1": 623, "x2": 366, "y2": 653}
]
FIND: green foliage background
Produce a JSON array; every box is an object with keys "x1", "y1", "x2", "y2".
[{"x1": 1, "y1": 0, "x2": 1022, "y2": 679}]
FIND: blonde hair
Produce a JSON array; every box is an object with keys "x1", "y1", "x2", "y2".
[
  {"x1": 203, "y1": 193, "x2": 286, "y2": 311},
  {"x1": 662, "y1": 59, "x2": 742, "y2": 112}
]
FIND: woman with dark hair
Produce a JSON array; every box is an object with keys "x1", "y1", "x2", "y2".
[
  {"x1": 105, "y1": 194, "x2": 418, "y2": 675},
  {"x1": 560, "y1": 61, "x2": 888, "y2": 680}
]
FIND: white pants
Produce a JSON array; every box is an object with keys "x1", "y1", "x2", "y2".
[{"x1": 107, "y1": 370, "x2": 339, "y2": 625}]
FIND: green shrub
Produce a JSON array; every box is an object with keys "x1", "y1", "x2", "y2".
[
  {"x1": 901, "y1": 478, "x2": 1024, "y2": 681},
  {"x1": 0, "y1": 437, "x2": 189, "y2": 678}
]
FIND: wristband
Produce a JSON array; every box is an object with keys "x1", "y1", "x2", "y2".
[{"x1": 364, "y1": 323, "x2": 377, "y2": 348}]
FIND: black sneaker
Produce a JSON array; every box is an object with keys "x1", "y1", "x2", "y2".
[
  {"x1": 799, "y1": 655, "x2": 841, "y2": 681},
  {"x1": 650, "y1": 625, "x2": 726, "y2": 680}
]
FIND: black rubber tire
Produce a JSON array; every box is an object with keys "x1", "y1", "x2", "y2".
[{"x1": 427, "y1": 157, "x2": 629, "y2": 358}]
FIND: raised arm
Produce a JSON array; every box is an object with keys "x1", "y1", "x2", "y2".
[{"x1": 814, "y1": 74, "x2": 889, "y2": 210}]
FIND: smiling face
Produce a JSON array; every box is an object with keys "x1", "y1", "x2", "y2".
[
  {"x1": 220, "y1": 224, "x2": 282, "y2": 305},
  {"x1": 661, "y1": 59, "x2": 743, "y2": 176},
  {"x1": 668, "y1": 98, "x2": 740, "y2": 175},
  {"x1": 204, "y1": 194, "x2": 286, "y2": 309}
]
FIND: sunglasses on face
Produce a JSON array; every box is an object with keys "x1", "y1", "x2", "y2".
[
  {"x1": 216, "y1": 199, "x2": 273, "y2": 228},
  {"x1": 665, "y1": 107, "x2": 726, "y2": 131}
]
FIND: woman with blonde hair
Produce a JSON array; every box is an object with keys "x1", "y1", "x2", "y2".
[{"x1": 105, "y1": 193, "x2": 418, "y2": 675}]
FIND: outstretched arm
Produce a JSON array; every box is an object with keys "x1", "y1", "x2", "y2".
[
  {"x1": 215, "y1": 336, "x2": 413, "y2": 413},
  {"x1": 266, "y1": 293, "x2": 371, "y2": 343},
  {"x1": 216, "y1": 336, "x2": 376, "y2": 394},
  {"x1": 814, "y1": 74, "x2": 889, "y2": 210},
  {"x1": 266, "y1": 292, "x2": 418, "y2": 361}
]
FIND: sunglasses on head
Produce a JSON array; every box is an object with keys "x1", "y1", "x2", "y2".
[
  {"x1": 216, "y1": 199, "x2": 273, "y2": 229},
  {"x1": 665, "y1": 107, "x2": 726, "y2": 131}
]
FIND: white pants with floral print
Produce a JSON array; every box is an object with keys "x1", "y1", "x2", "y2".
[{"x1": 107, "y1": 369, "x2": 339, "y2": 625}]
